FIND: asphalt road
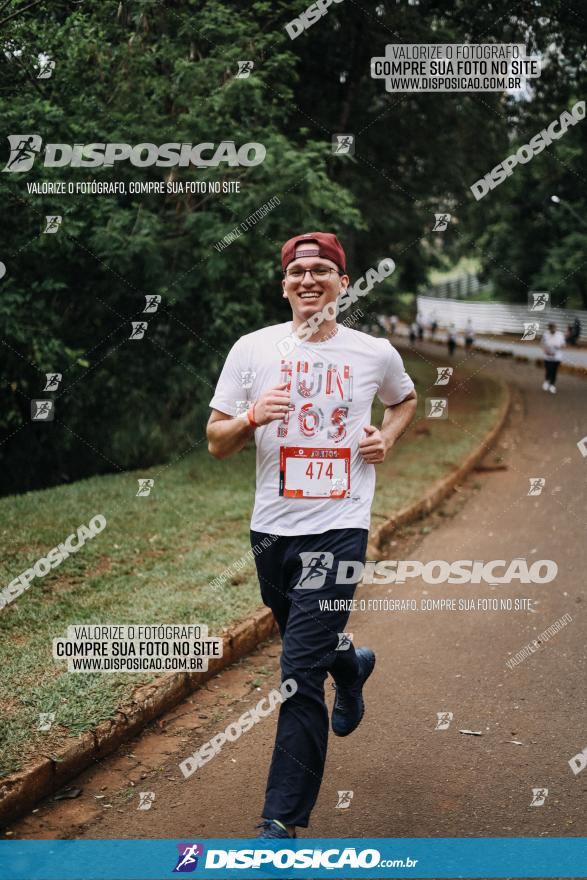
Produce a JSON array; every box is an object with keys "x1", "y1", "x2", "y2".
[
  {"x1": 9, "y1": 347, "x2": 587, "y2": 853},
  {"x1": 423, "y1": 333, "x2": 587, "y2": 369}
]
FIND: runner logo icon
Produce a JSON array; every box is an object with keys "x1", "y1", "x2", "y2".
[
  {"x1": 294, "y1": 552, "x2": 334, "y2": 589},
  {"x1": 174, "y1": 843, "x2": 204, "y2": 872},
  {"x1": 31, "y1": 400, "x2": 54, "y2": 421},
  {"x1": 3, "y1": 134, "x2": 42, "y2": 172},
  {"x1": 336, "y1": 632, "x2": 353, "y2": 651},
  {"x1": 43, "y1": 373, "x2": 62, "y2": 391},
  {"x1": 529, "y1": 291, "x2": 549, "y2": 311},
  {"x1": 433, "y1": 213, "x2": 451, "y2": 231},
  {"x1": 530, "y1": 787, "x2": 548, "y2": 806},
  {"x1": 521, "y1": 322, "x2": 539, "y2": 341},
  {"x1": 144, "y1": 295, "x2": 161, "y2": 313},
  {"x1": 435, "y1": 367, "x2": 453, "y2": 385},
  {"x1": 528, "y1": 478, "x2": 545, "y2": 496},
  {"x1": 335, "y1": 790, "x2": 354, "y2": 809},
  {"x1": 332, "y1": 134, "x2": 355, "y2": 154},
  {"x1": 435, "y1": 711, "x2": 453, "y2": 730}
]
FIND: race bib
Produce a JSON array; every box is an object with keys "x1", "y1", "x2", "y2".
[{"x1": 279, "y1": 446, "x2": 350, "y2": 499}]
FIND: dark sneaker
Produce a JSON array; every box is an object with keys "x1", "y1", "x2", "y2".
[
  {"x1": 256, "y1": 819, "x2": 295, "y2": 839},
  {"x1": 331, "y1": 647, "x2": 376, "y2": 737}
]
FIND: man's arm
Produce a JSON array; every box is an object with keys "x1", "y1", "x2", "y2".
[
  {"x1": 380, "y1": 388, "x2": 418, "y2": 448},
  {"x1": 206, "y1": 409, "x2": 255, "y2": 460},
  {"x1": 207, "y1": 382, "x2": 291, "y2": 459},
  {"x1": 359, "y1": 389, "x2": 418, "y2": 464}
]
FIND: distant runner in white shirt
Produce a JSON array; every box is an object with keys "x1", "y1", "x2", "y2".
[
  {"x1": 207, "y1": 231, "x2": 417, "y2": 839},
  {"x1": 541, "y1": 322, "x2": 566, "y2": 393}
]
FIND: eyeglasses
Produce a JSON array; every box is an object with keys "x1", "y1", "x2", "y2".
[{"x1": 284, "y1": 267, "x2": 341, "y2": 282}]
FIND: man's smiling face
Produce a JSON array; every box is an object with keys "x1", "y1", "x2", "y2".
[{"x1": 282, "y1": 241, "x2": 349, "y2": 326}]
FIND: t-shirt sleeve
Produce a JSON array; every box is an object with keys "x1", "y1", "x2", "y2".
[
  {"x1": 377, "y1": 341, "x2": 415, "y2": 406},
  {"x1": 209, "y1": 339, "x2": 247, "y2": 417}
]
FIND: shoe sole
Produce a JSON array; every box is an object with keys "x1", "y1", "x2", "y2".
[{"x1": 333, "y1": 650, "x2": 376, "y2": 737}]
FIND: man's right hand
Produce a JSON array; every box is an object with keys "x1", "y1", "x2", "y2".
[
  {"x1": 252, "y1": 383, "x2": 291, "y2": 426},
  {"x1": 207, "y1": 383, "x2": 291, "y2": 459}
]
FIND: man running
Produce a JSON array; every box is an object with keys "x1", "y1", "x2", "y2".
[{"x1": 207, "y1": 232, "x2": 417, "y2": 838}]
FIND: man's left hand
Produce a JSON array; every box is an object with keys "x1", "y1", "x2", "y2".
[{"x1": 359, "y1": 425, "x2": 391, "y2": 464}]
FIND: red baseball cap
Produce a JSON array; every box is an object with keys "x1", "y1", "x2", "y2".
[{"x1": 281, "y1": 232, "x2": 346, "y2": 273}]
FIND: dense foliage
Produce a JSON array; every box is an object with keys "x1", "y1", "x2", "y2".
[{"x1": 0, "y1": 0, "x2": 584, "y2": 492}]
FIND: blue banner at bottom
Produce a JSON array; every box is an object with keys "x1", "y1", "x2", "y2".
[{"x1": 1, "y1": 837, "x2": 587, "y2": 879}]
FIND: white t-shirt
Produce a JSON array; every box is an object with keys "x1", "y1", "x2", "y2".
[
  {"x1": 541, "y1": 329, "x2": 565, "y2": 361},
  {"x1": 209, "y1": 322, "x2": 415, "y2": 536}
]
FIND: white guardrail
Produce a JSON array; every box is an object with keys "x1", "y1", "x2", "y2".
[{"x1": 416, "y1": 294, "x2": 587, "y2": 341}]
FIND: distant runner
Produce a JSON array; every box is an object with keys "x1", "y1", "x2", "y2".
[{"x1": 541, "y1": 321, "x2": 566, "y2": 394}]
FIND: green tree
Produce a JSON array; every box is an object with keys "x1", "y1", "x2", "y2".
[{"x1": 0, "y1": 0, "x2": 360, "y2": 493}]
